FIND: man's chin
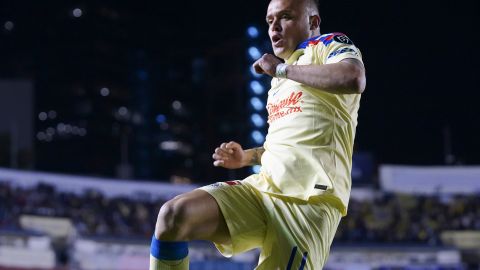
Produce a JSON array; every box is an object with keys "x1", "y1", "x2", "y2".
[{"x1": 273, "y1": 48, "x2": 289, "y2": 60}]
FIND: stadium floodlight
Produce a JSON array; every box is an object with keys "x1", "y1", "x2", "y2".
[
  {"x1": 250, "y1": 113, "x2": 265, "y2": 127},
  {"x1": 46, "y1": 127, "x2": 55, "y2": 136},
  {"x1": 72, "y1": 8, "x2": 83, "y2": 18},
  {"x1": 4, "y1": 21, "x2": 14, "y2": 31},
  {"x1": 38, "y1": 112, "x2": 48, "y2": 121},
  {"x1": 57, "y1": 123, "x2": 66, "y2": 133},
  {"x1": 250, "y1": 97, "x2": 264, "y2": 111},
  {"x1": 247, "y1": 26, "x2": 259, "y2": 39},
  {"x1": 246, "y1": 26, "x2": 267, "y2": 149},
  {"x1": 36, "y1": 132, "x2": 46, "y2": 141},
  {"x1": 156, "y1": 114, "x2": 166, "y2": 124},
  {"x1": 251, "y1": 130, "x2": 265, "y2": 144},
  {"x1": 78, "y1": 128, "x2": 87, "y2": 136},
  {"x1": 248, "y1": 46, "x2": 262, "y2": 60},
  {"x1": 48, "y1": 110, "x2": 57, "y2": 119},
  {"x1": 118, "y1": 106, "x2": 129, "y2": 116},
  {"x1": 250, "y1": 80, "x2": 264, "y2": 95},
  {"x1": 160, "y1": 141, "x2": 181, "y2": 151},
  {"x1": 172, "y1": 100, "x2": 182, "y2": 110},
  {"x1": 100, "y1": 87, "x2": 110, "y2": 97}
]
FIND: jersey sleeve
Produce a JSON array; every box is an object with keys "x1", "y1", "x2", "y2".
[{"x1": 321, "y1": 33, "x2": 363, "y2": 64}]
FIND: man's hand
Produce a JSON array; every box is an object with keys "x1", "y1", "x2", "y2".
[
  {"x1": 212, "y1": 141, "x2": 248, "y2": 169},
  {"x1": 253, "y1": 53, "x2": 283, "y2": 77}
]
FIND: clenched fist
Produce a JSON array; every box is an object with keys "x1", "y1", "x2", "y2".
[
  {"x1": 212, "y1": 141, "x2": 247, "y2": 169},
  {"x1": 253, "y1": 53, "x2": 283, "y2": 77}
]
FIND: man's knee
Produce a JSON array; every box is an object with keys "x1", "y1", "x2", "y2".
[{"x1": 155, "y1": 196, "x2": 191, "y2": 241}]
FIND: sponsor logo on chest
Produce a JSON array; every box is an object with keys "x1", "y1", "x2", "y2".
[{"x1": 267, "y1": 91, "x2": 304, "y2": 123}]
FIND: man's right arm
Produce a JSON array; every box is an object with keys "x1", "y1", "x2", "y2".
[
  {"x1": 212, "y1": 141, "x2": 264, "y2": 169},
  {"x1": 244, "y1": 147, "x2": 265, "y2": 166}
]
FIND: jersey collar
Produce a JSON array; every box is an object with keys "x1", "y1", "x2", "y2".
[
  {"x1": 285, "y1": 35, "x2": 324, "y2": 64},
  {"x1": 296, "y1": 35, "x2": 323, "y2": 49}
]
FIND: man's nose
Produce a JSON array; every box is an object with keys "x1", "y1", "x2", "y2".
[{"x1": 270, "y1": 18, "x2": 282, "y2": 33}]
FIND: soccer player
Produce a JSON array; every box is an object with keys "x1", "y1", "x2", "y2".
[{"x1": 149, "y1": 0, "x2": 366, "y2": 268}]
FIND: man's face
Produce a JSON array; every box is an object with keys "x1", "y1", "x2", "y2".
[{"x1": 267, "y1": 0, "x2": 313, "y2": 60}]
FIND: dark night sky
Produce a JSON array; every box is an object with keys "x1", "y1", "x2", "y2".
[{"x1": 1, "y1": 0, "x2": 479, "y2": 181}]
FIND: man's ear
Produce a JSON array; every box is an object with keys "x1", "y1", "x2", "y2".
[{"x1": 309, "y1": 15, "x2": 321, "y2": 30}]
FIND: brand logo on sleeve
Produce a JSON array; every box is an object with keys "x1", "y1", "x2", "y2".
[
  {"x1": 267, "y1": 91, "x2": 303, "y2": 123},
  {"x1": 327, "y1": 47, "x2": 358, "y2": 58}
]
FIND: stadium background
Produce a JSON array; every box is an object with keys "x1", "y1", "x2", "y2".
[{"x1": 0, "y1": 0, "x2": 479, "y2": 269}]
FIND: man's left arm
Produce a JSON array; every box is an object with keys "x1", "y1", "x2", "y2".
[{"x1": 253, "y1": 55, "x2": 366, "y2": 94}]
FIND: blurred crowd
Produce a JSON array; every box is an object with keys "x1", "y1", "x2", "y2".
[
  {"x1": 336, "y1": 193, "x2": 480, "y2": 245},
  {"x1": 1, "y1": 181, "x2": 480, "y2": 245},
  {"x1": 0, "y1": 182, "x2": 163, "y2": 238}
]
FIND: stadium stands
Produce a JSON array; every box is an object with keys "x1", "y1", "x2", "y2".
[{"x1": 1, "y1": 167, "x2": 479, "y2": 269}]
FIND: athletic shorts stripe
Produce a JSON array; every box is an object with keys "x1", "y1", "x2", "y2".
[
  {"x1": 286, "y1": 246, "x2": 297, "y2": 270},
  {"x1": 299, "y1": 252, "x2": 308, "y2": 270}
]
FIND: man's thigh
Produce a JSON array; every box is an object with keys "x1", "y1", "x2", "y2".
[
  {"x1": 174, "y1": 189, "x2": 230, "y2": 243},
  {"x1": 199, "y1": 179, "x2": 268, "y2": 257}
]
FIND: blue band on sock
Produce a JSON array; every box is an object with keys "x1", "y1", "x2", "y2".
[{"x1": 150, "y1": 235, "x2": 188, "y2": 260}]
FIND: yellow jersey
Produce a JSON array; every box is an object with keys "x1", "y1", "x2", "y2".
[{"x1": 247, "y1": 33, "x2": 363, "y2": 216}]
